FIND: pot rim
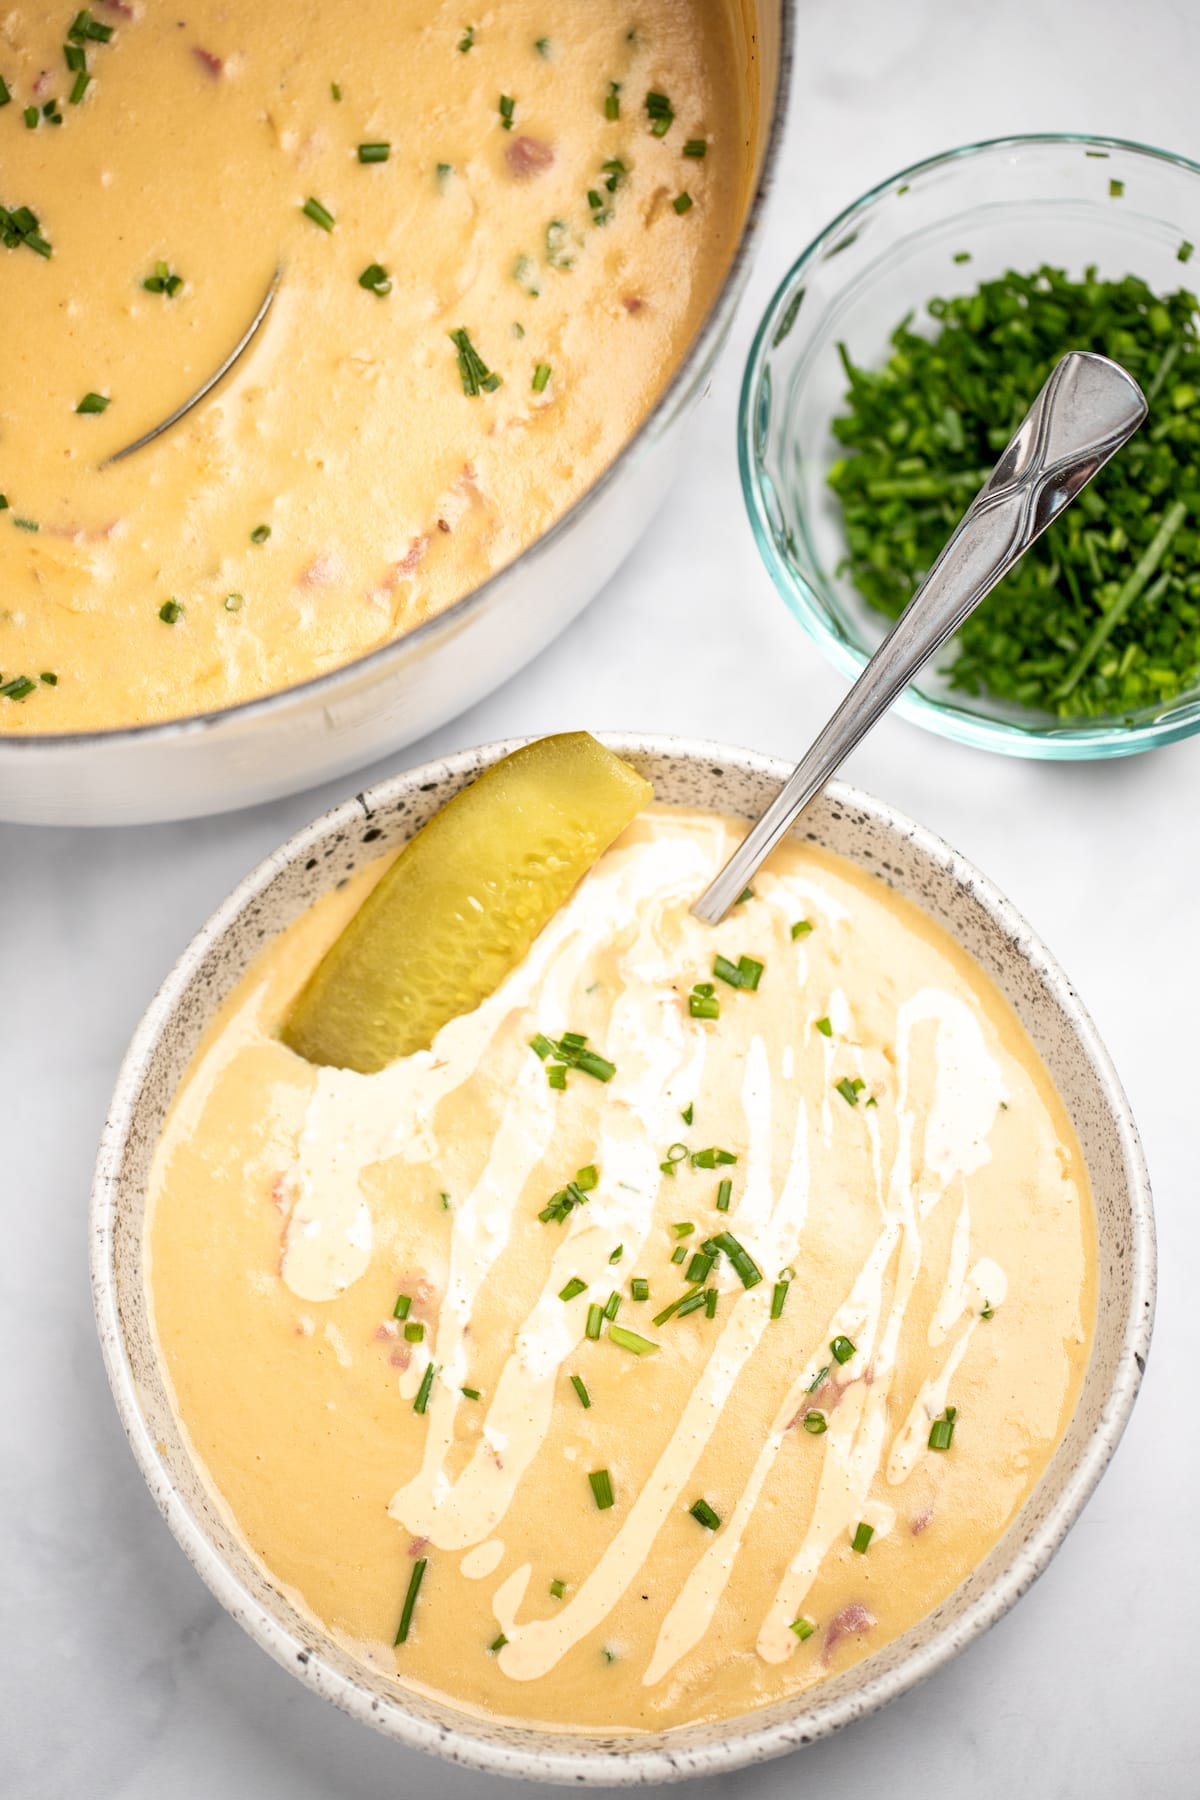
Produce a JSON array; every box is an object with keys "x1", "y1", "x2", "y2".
[{"x1": 90, "y1": 731, "x2": 1155, "y2": 1785}]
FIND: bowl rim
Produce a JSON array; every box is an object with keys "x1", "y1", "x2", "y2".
[
  {"x1": 738, "y1": 129, "x2": 1200, "y2": 761},
  {"x1": 3, "y1": 5, "x2": 794, "y2": 761},
  {"x1": 90, "y1": 731, "x2": 1156, "y2": 1785}
]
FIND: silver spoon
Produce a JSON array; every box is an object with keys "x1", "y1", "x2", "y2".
[{"x1": 692, "y1": 350, "x2": 1147, "y2": 925}]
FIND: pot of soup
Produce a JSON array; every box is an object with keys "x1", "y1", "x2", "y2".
[{"x1": 0, "y1": 2, "x2": 792, "y2": 824}]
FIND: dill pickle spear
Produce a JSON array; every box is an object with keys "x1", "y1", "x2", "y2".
[{"x1": 281, "y1": 733, "x2": 652, "y2": 1073}]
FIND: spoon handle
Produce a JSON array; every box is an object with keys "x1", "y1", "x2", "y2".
[{"x1": 692, "y1": 351, "x2": 1147, "y2": 925}]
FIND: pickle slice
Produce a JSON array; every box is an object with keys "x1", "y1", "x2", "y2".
[{"x1": 281, "y1": 733, "x2": 652, "y2": 1072}]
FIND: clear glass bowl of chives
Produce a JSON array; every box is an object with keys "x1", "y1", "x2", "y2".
[{"x1": 740, "y1": 133, "x2": 1200, "y2": 758}]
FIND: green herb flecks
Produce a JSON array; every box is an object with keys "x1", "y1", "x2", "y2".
[
  {"x1": 158, "y1": 599, "x2": 183, "y2": 624},
  {"x1": 499, "y1": 95, "x2": 515, "y2": 131},
  {"x1": 413, "y1": 1363, "x2": 437, "y2": 1414},
  {"x1": 358, "y1": 142, "x2": 390, "y2": 163},
  {"x1": 928, "y1": 1404, "x2": 957, "y2": 1451},
  {"x1": 683, "y1": 138, "x2": 707, "y2": 158},
  {"x1": 449, "y1": 326, "x2": 503, "y2": 396},
  {"x1": 689, "y1": 1497, "x2": 720, "y2": 1530},
  {"x1": 301, "y1": 196, "x2": 335, "y2": 232},
  {"x1": 709, "y1": 1230, "x2": 761, "y2": 1289},
  {"x1": 689, "y1": 981, "x2": 720, "y2": 1020},
  {"x1": 851, "y1": 1520, "x2": 874, "y2": 1554},
  {"x1": 250, "y1": 524, "x2": 271, "y2": 544},
  {"x1": 0, "y1": 676, "x2": 36, "y2": 701},
  {"x1": 529, "y1": 1030, "x2": 615, "y2": 1086},
  {"x1": 570, "y1": 1373, "x2": 591, "y2": 1409},
  {"x1": 394, "y1": 1556, "x2": 427, "y2": 1644},
  {"x1": 458, "y1": 24, "x2": 475, "y2": 52},
  {"x1": 358, "y1": 262, "x2": 392, "y2": 296},
  {"x1": 802, "y1": 1410, "x2": 827, "y2": 1435},
  {"x1": 828, "y1": 266, "x2": 1200, "y2": 719},
  {"x1": 605, "y1": 80, "x2": 620, "y2": 120},
  {"x1": 791, "y1": 919, "x2": 813, "y2": 939},
  {"x1": 143, "y1": 260, "x2": 183, "y2": 296},
  {"x1": 588, "y1": 1468, "x2": 615, "y2": 1510},
  {"x1": 789, "y1": 1616, "x2": 815, "y2": 1640},
  {"x1": 76, "y1": 391, "x2": 109, "y2": 414},
  {"x1": 835, "y1": 1076, "x2": 865, "y2": 1107},
  {"x1": 608, "y1": 1323, "x2": 659, "y2": 1357},
  {"x1": 645, "y1": 90, "x2": 674, "y2": 136},
  {"x1": 830, "y1": 1334, "x2": 856, "y2": 1364},
  {"x1": 532, "y1": 361, "x2": 551, "y2": 393},
  {"x1": 0, "y1": 203, "x2": 52, "y2": 258},
  {"x1": 672, "y1": 192, "x2": 693, "y2": 215},
  {"x1": 713, "y1": 953, "x2": 763, "y2": 991},
  {"x1": 539, "y1": 1163, "x2": 598, "y2": 1225}
]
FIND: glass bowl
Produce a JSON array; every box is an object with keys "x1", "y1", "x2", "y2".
[{"x1": 739, "y1": 133, "x2": 1200, "y2": 759}]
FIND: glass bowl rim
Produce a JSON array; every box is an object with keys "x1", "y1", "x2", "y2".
[{"x1": 738, "y1": 130, "x2": 1200, "y2": 761}]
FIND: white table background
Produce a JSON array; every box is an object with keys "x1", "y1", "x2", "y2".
[{"x1": 4, "y1": 2, "x2": 1197, "y2": 1794}]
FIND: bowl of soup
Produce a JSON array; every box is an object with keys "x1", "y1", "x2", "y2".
[
  {"x1": 92, "y1": 734, "x2": 1154, "y2": 1783},
  {"x1": 0, "y1": 2, "x2": 790, "y2": 825}
]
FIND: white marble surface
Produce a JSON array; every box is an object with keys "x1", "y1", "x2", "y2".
[{"x1": 4, "y1": 2, "x2": 1199, "y2": 1794}]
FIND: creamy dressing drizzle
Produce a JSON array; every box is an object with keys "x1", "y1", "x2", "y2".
[{"x1": 276, "y1": 821, "x2": 1013, "y2": 1684}]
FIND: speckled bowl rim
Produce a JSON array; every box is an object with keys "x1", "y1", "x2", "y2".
[{"x1": 91, "y1": 735, "x2": 1155, "y2": 1786}]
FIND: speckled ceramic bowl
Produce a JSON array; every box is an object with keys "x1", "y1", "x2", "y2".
[{"x1": 91, "y1": 736, "x2": 1155, "y2": 1785}]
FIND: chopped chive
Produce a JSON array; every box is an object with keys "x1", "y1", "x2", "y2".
[
  {"x1": 608, "y1": 1243, "x2": 624, "y2": 1265},
  {"x1": 534, "y1": 35, "x2": 551, "y2": 56},
  {"x1": 68, "y1": 70, "x2": 89, "y2": 104},
  {"x1": 461, "y1": 1386, "x2": 481, "y2": 1400},
  {"x1": 458, "y1": 24, "x2": 475, "y2": 51},
  {"x1": 158, "y1": 599, "x2": 182, "y2": 624},
  {"x1": 803, "y1": 1409, "x2": 828, "y2": 1435},
  {"x1": 404, "y1": 1320, "x2": 425, "y2": 1343},
  {"x1": 0, "y1": 676, "x2": 36, "y2": 701},
  {"x1": 689, "y1": 984, "x2": 720, "y2": 1020},
  {"x1": 690, "y1": 1147, "x2": 737, "y2": 1170},
  {"x1": 771, "y1": 1279, "x2": 789, "y2": 1319},
  {"x1": 301, "y1": 196, "x2": 335, "y2": 231},
  {"x1": 330, "y1": 81, "x2": 341, "y2": 100},
  {"x1": 683, "y1": 138, "x2": 707, "y2": 158},
  {"x1": 64, "y1": 44, "x2": 87, "y2": 74},
  {"x1": 630, "y1": 1277, "x2": 649, "y2": 1302},
  {"x1": 547, "y1": 1065, "x2": 567, "y2": 1090},
  {"x1": 489, "y1": 1632, "x2": 508, "y2": 1652},
  {"x1": 685, "y1": 1250, "x2": 714, "y2": 1285},
  {"x1": 710, "y1": 1230, "x2": 762, "y2": 1289},
  {"x1": 560, "y1": 1277, "x2": 587, "y2": 1303},
  {"x1": 143, "y1": 261, "x2": 183, "y2": 296},
  {"x1": 736, "y1": 885, "x2": 754, "y2": 902},
  {"x1": 672, "y1": 192, "x2": 693, "y2": 215},
  {"x1": 689, "y1": 1498, "x2": 720, "y2": 1530},
  {"x1": 981, "y1": 1301, "x2": 995, "y2": 1320},
  {"x1": 670, "y1": 1245, "x2": 687, "y2": 1265},
  {"x1": 358, "y1": 261, "x2": 392, "y2": 295},
  {"x1": 0, "y1": 77, "x2": 9, "y2": 106},
  {"x1": 704, "y1": 1287, "x2": 718, "y2": 1318},
  {"x1": 23, "y1": 105, "x2": 37, "y2": 128},
  {"x1": 499, "y1": 94, "x2": 515, "y2": 130},
  {"x1": 570, "y1": 1373, "x2": 591, "y2": 1408},
  {"x1": 715, "y1": 1178, "x2": 732, "y2": 1212},
  {"x1": 815, "y1": 1016, "x2": 833, "y2": 1037},
  {"x1": 674, "y1": 1287, "x2": 708, "y2": 1319},
  {"x1": 789, "y1": 1616, "x2": 815, "y2": 1641},
  {"x1": 835, "y1": 1076, "x2": 865, "y2": 1107},
  {"x1": 250, "y1": 523, "x2": 271, "y2": 543},
  {"x1": 394, "y1": 1556, "x2": 427, "y2": 1644},
  {"x1": 413, "y1": 1363, "x2": 437, "y2": 1414},
  {"x1": 681, "y1": 1103, "x2": 694, "y2": 1126},
  {"x1": 830, "y1": 1335, "x2": 856, "y2": 1364},
  {"x1": 1109, "y1": 177, "x2": 1124, "y2": 197},
  {"x1": 928, "y1": 1405, "x2": 957, "y2": 1451},
  {"x1": 532, "y1": 361, "x2": 551, "y2": 393},
  {"x1": 574, "y1": 1165, "x2": 598, "y2": 1192},
  {"x1": 713, "y1": 953, "x2": 764, "y2": 991},
  {"x1": 76, "y1": 392, "x2": 109, "y2": 414},
  {"x1": 608, "y1": 1322, "x2": 659, "y2": 1356},
  {"x1": 585, "y1": 1302, "x2": 604, "y2": 1340},
  {"x1": 223, "y1": 593, "x2": 244, "y2": 613},
  {"x1": 449, "y1": 326, "x2": 503, "y2": 396},
  {"x1": 806, "y1": 1364, "x2": 830, "y2": 1393},
  {"x1": 549, "y1": 1578, "x2": 566, "y2": 1598},
  {"x1": 653, "y1": 1286, "x2": 702, "y2": 1327},
  {"x1": 13, "y1": 517, "x2": 39, "y2": 532},
  {"x1": 392, "y1": 1293, "x2": 413, "y2": 1320},
  {"x1": 40, "y1": 672, "x2": 57, "y2": 685},
  {"x1": 791, "y1": 919, "x2": 813, "y2": 939},
  {"x1": 529, "y1": 1032, "x2": 554, "y2": 1059},
  {"x1": 604, "y1": 80, "x2": 620, "y2": 120},
  {"x1": 1179, "y1": 240, "x2": 1195, "y2": 263},
  {"x1": 645, "y1": 90, "x2": 674, "y2": 136},
  {"x1": 603, "y1": 1290, "x2": 622, "y2": 1321},
  {"x1": 588, "y1": 1468, "x2": 615, "y2": 1510},
  {"x1": 69, "y1": 11, "x2": 112, "y2": 43},
  {"x1": 851, "y1": 1521, "x2": 874, "y2": 1554},
  {"x1": 659, "y1": 1143, "x2": 689, "y2": 1177},
  {"x1": 358, "y1": 141, "x2": 390, "y2": 163},
  {"x1": 672, "y1": 1221, "x2": 695, "y2": 1239},
  {"x1": 0, "y1": 496, "x2": 6, "y2": 508}
]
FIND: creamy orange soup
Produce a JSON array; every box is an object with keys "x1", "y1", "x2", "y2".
[
  {"x1": 0, "y1": 2, "x2": 747, "y2": 730},
  {"x1": 147, "y1": 808, "x2": 1096, "y2": 1731}
]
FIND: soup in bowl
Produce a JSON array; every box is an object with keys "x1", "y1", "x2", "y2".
[{"x1": 92, "y1": 737, "x2": 1153, "y2": 1781}]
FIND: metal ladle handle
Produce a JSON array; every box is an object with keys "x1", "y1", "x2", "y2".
[{"x1": 692, "y1": 350, "x2": 1148, "y2": 926}]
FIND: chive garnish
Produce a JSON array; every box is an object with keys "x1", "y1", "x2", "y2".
[
  {"x1": 532, "y1": 361, "x2": 551, "y2": 393},
  {"x1": 585, "y1": 1302, "x2": 604, "y2": 1340},
  {"x1": 710, "y1": 1231, "x2": 761, "y2": 1289},
  {"x1": 13, "y1": 517, "x2": 38, "y2": 532},
  {"x1": 301, "y1": 196, "x2": 335, "y2": 232},
  {"x1": 549, "y1": 1578, "x2": 566, "y2": 1598},
  {"x1": 670, "y1": 1245, "x2": 687, "y2": 1265},
  {"x1": 807, "y1": 1364, "x2": 830, "y2": 1393},
  {"x1": 851, "y1": 1521, "x2": 874, "y2": 1554},
  {"x1": 458, "y1": 24, "x2": 475, "y2": 51},
  {"x1": 547, "y1": 1066, "x2": 567, "y2": 1090},
  {"x1": 40, "y1": 672, "x2": 57, "y2": 686},
  {"x1": 68, "y1": 70, "x2": 89, "y2": 104},
  {"x1": 449, "y1": 327, "x2": 503, "y2": 396},
  {"x1": 803, "y1": 1410, "x2": 827, "y2": 1436},
  {"x1": 736, "y1": 886, "x2": 754, "y2": 902},
  {"x1": 330, "y1": 81, "x2": 341, "y2": 101},
  {"x1": 158, "y1": 599, "x2": 182, "y2": 624},
  {"x1": 604, "y1": 80, "x2": 620, "y2": 120},
  {"x1": 0, "y1": 676, "x2": 36, "y2": 701},
  {"x1": 394, "y1": 1556, "x2": 427, "y2": 1645},
  {"x1": 685, "y1": 1250, "x2": 714, "y2": 1285},
  {"x1": 529, "y1": 1030, "x2": 616, "y2": 1086},
  {"x1": 608, "y1": 1322, "x2": 658, "y2": 1357},
  {"x1": 681, "y1": 1103, "x2": 694, "y2": 1126},
  {"x1": 771, "y1": 1279, "x2": 789, "y2": 1319},
  {"x1": 690, "y1": 1147, "x2": 737, "y2": 1169},
  {"x1": 65, "y1": 44, "x2": 87, "y2": 74},
  {"x1": 836, "y1": 1077, "x2": 865, "y2": 1106},
  {"x1": 461, "y1": 1386, "x2": 481, "y2": 1400},
  {"x1": 0, "y1": 77, "x2": 9, "y2": 106},
  {"x1": 713, "y1": 953, "x2": 764, "y2": 991},
  {"x1": 250, "y1": 524, "x2": 271, "y2": 543},
  {"x1": 715, "y1": 1178, "x2": 732, "y2": 1212},
  {"x1": 76, "y1": 392, "x2": 109, "y2": 414},
  {"x1": 704, "y1": 1288, "x2": 718, "y2": 1318},
  {"x1": 672, "y1": 192, "x2": 693, "y2": 215},
  {"x1": 223, "y1": 593, "x2": 244, "y2": 613},
  {"x1": 1179, "y1": 240, "x2": 1195, "y2": 264},
  {"x1": 653, "y1": 1286, "x2": 703, "y2": 1327},
  {"x1": 69, "y1": 11, "x2": 112, "y2": 44},
  {"x1": 683, "y1": 138, "x2": 707, "y2": 158},
  {"x1": 645, "y1": 90, "x2": 674, "y2": 135},
  {"x1": 674, "y1": 1287, "x2": 708, "y2": 1320},
  {"x1": 413, "y1": 1363, "x2": 437, "y2": 1414},
  {"x1": 981, "y1": 1301, "x2": 995, "y2": 1320},
  {"x1": 689, "y1": 1498, "x2": 720, "y2": 1530},
  {"x1": 1109, "y1": 177, "x2": 1124, "y2": 198},
  {"x1": 789, "y1": 1616, "x2": 815, "y2": 1641},
  {"x1": 608, "y1": 1244, "x2": 624, "y2": 1265},
  {"x1": 689, "y1": 982, "x2": 719, "y2": 1020},
  {"x1": 830, "y1": 1335, "x2": 856, "y2": 1364},
  {"x1": 570, "y1": 1373, "x2": 591, "y2": 1408},
  {"x1": 489, "y1": 1632, "x2": 507, "y2": 1653},
  {"x1": 358, "y1": 142, "x2": 390, "y2": 163},
  {"x1": 928, "y1": 1405, "x2": 957, "y2": 1451},
  {"x1": 791, "y1": 919, "x2": 813, "y2": 939},
  {"x1": 143, "y1": 261, "x2": 183, "y2": 296},
  {"x1": 630, "y1": 1277, "x2": 649, "y2": 1302},
  {"x1": 498, "y1": 94, "x2": 515, "y2": 130},
  {"x1": 659, "y1": 1142, "x2": 688, "y2": 1177},
  {"x1": 588, "y1": 1468, "x2": 615, "y2": 1510},
  {"x1": 671, "y1": 1221, "x2": 695, "y2": 1239},
  {"x1": 603, "y1": 1290, "x2": 622, "y2": 1321},
  {"x1": 23, "y1": 105, "x2": 37, "y2": 128},
  {"x1": 404, "y1": 1321, "x2": 424, "y2": 1343},
  {"x1": 392, "y1": 1293, "x2": 412, "y2": 1320},
  {"x1": 560, "y1": 1277, "x2": 587, "y2": 1303},
  {"x1": 815, "y1": 1016, "x2": 833, "y2": 1037}
]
